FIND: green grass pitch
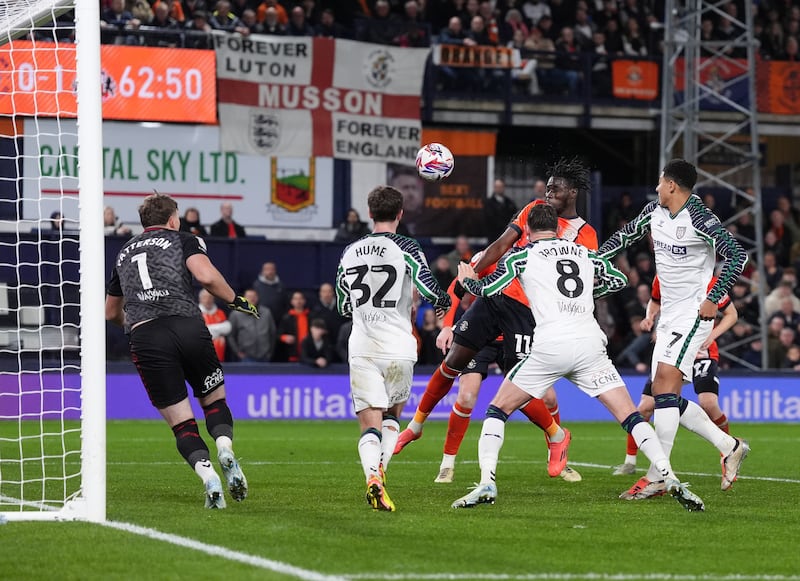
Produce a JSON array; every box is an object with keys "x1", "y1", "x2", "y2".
[{"x1": 1, "y1": 420, "x2": 798, "y2": 580}]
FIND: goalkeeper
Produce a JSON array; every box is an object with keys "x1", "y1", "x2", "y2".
[{"x1": 105, "y1": 193, "x2": 259, "y2": 509}]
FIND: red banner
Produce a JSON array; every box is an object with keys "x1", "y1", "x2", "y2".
[
  {"x1": 612, "y1": 60, "x2": 659, "y2": 100},
  {"x1": 761, "y1": 61, "x2": 800, "y2": 115},
  {"x1": 0, "y1": 41, "x2": 217, "y2": 123}
]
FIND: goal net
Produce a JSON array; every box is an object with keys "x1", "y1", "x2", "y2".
[{"x1": 0, "y1": 0, "x2": 105, "y2": 521}]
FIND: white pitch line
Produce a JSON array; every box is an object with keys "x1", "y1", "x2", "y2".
[
  {"x1": 342, "y1": 574, "x2": 800, "y2": 580},
  {"x1": 101, "y1": 520, "x2": 347, "y2": 581}
]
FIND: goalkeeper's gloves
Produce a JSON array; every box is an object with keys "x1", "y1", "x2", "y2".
[
  {"x1": 228, "y1": 295, "x2": 259, "y2": 318},
  {"x1": 453, "y1": 280, "x2": 466, "y2": 299}
]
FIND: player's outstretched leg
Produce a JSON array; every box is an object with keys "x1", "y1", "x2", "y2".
[
  {"x1": 721, "y1": 437, "x2": 750, "y2": 491},
  {"x1": 665, "y1": 478, "x2": 705, "y2": 512},
  {"x1": 612, "y1": 433, "x2": 638, "y2": 475},
  {"x1": 203, "y1": 398, "x2": 247, "y2": 502},
  {"x1": 204, "y1": 472, "x2": 227, "y2": 509},
  {"x1": 172, "y1": 417, "x2": 227, "y2": 509},
  {"x1": 395, "y1": 361, "x2": 461, "y2": 454},
  {"x1": 451, "y1": 405, "x2": 506, "y2": 508},
  {"x1": 519, "y1": 395, "x2": 581, "y2": 482},
  {"x1": 365, "y1": 476, "x2": 396, "y2": 512}
]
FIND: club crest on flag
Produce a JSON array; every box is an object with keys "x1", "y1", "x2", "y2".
[
  {"x1": 249, "y1": 111, "x2": 281, "y2": 154},
  {"x1": 270, "y1": 157, "x2": 316, "y2": 216},
  {"x1": 364, "y1": 49, "x2": 394, "y2": 89},
  {"x1": 675, "y1": 226, "x2": 686, "y2": 239}
]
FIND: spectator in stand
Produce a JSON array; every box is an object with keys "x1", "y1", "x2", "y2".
[
  {"x1": 770, "y1": 297, "x2": 800, "y2": 330},
  {"x1": 359, "y1": 0, "x2": 400, "y2": 45},
  {"x1": 765, "y1": 278, "x2": 800, "y2": 315},
  {"x1": 510, "y1": 28, "x2": 541, "y2": 95},
  {"x1": 257, "y1": 0, "x2": 288, "y2": 26},
  {"x1": 334, "y1": 208, "x2": 371, "y2": 243},
  {"x1": 48, "y1": 210, "x2": 64, "y2": 232},
  {"x1": 485, "y1": 179, "x2": 517, "y2": 241},
  {"x1": 521, "y1": 0, "x2": 550, "y2": 28},
  {"x1": 603, "y1": 17, "x2": 624, "y2": 54},
  {"x1": 771, "y1": 327, "x2": 797, "y2": 368},
  {"x1": 262, "y1": 7, "x2": 286, "y2": 35},
  {"x1": 431, "y1": 255, "x2": 455, "y2": 290},
  {"x1": 184, "y1": 10, "x2": 212, "y2": 48},
  {"x1": 397, "y1": 0, "x2": 430, "y2": 47},
  {"x1": 240, "y1": 9, "x2": 263, "y2": 34},
  {"x1": 590, "y1": 30, "x2": 612, "y2": 96},
  {"x1": 768, "y1": 208, "x2": 795, "y2": 263},
  {"x1": 209, "y1": 0, "x2": 248, "y2": 33},
  {"x1": 532, "y1": 177, "x2": 547, "y2": 200},
  {"x1": 776, "y1": 195, "x2": 800, "y2": 238},
  {"x1": 276, "y1": 291, "x2": 310, "y2": 363},
  {"x1": 730, "y1": 278, "x2": 760, "y2": 325},
  {"x1": 595, "y1": 0, "x2": 620, "y2": 31},
  {"x1": 300, "y1": 319, "x2": 335, "y2": 368},
  {"x1": 103, "y1": 206, "x2": 132, "y2": 237},
  {"x1": 465, "y1": 15, "x2": 495, "y2": 90},
  {"x1": 783, "y1": 344, "x2": 800, "y2": 370},
  {"x1": 573, "y1": 5, "x2": 595, "y2": 50},
  {"x1": 252, "y1": 261, "x2": 289, "y2": 323},
  {"x1": 619, "y1": 0, "x2": 648, "y2": 31},
  {"x1": 229, "y1": 0, "x2": 249, "y2": 18},
  {"x1": 504, "y1": 9, "x2": 529, "y2": 43},
  {"x1": 315, "y1": 8, "x2": 349, "y2": 38},
  {"x1": 624, "y1": 282, "x2": 650, "y2": 319},
  {"x1": 132, "y1": 0, "x2": 154, "y2": 26},
  {"x1": 101, "y1": 0, "x2": 140, "y2": 44},
  {"x1": 437, "y1": 16, "x2": 477, "y2": 91},
  {"x1": 554, "y1": 26, "x2": 582, "y2": 95},
  {"x1": 763, "y1": 250, "x2": 784, "y2": 291},
  {"x1": 182, "y1": 0, "x2": 206, "y2": 21},
  {"x1": 478, "y1": 1, "x2": 500, "y2": 45},
  {"x1": 301, "y1": 0, "x2": 320, "y2": 28},
  {"x1": 446, "y1": 235, "x2": 473, "y2": 277},
  {"x1": 764, "y1": 232, "x2": 788, "y2": 271},
  {"x1": 459, "y1": 0, "x2": 481, "y2": 30},
  {"x1": 524, "y1": 25, "x2": 558, "y2": 94},
  {"x1": 228, "y1": 289, "x2": 277, "y2": 363},
  {"x1": 286, "y1": 5, "x2": 315, "y2": 36},
  {"x1": 766, "y1": 314, "x2": 786, "y2": 367},
  {"x1": 146, "y1": 0, "x2": 181, "y2": 46},
  {"x1": 621, "y1": 16, "x2": 648, "y2": 56},
  {"x1": 760, "y1": 20, "x2": 784, "y2": 60},
  {"x1": 179, "y1": 207, "x2": 208, "y2": 237},
  {"x1": 615, "y1": 314, "x2": 653, "y2": 373},
  {"x1": 310, "y1": 282, "x2": 348, "y2": 342},
  {"x1": 198, "y1": 289, "x2": 232, "y2": 362},
  {"x1": 417, "y1": 307, "x2": 445, "y2": 365},
  {"x1": 536, "y1": 13, "x2": 556, "y2": 41},
  {"x1": 209, "y1": 202, "x2": 246, "y2": 238}
]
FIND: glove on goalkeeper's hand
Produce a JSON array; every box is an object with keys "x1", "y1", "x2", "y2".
[{"x1": 229, "y1": 295, "x2": 259, "y2": 318}]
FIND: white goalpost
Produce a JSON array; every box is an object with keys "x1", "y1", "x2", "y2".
[{"x1": 0, "y1": 0, "x2": 105, "y2": 521}]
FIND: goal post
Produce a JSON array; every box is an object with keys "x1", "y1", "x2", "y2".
[{"x1": 0, "y1": 0, "x2": 105, "y2": 522}]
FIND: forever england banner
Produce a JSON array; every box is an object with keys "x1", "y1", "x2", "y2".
[{"x1": 215, "y1": 35, "x2": 428, "y2": 164}]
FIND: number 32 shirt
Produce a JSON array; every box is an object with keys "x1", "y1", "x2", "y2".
[
  {"x1": 335, "y1": 232, "x2": 450, "y2": 362},
  {"x1": 106, "y1": 227, "x2": 208, "y2": 328}
]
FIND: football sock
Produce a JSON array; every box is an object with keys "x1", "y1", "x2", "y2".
[
  {"x1": 172, "y1": 418, "x2": 211, "y2": 468},
  {"x1": 440, "y1": 453, "x2": 456, "y2": 470},
  {"x1": 678, "y1": 398, "x2": 735, "y2": 455},
  {"x1": 648, "y1": 394, "x2": 681, "y2": 481},
  {"x1": 444, "y1": 402, "x2": 472, "y2": 456},
  {"x1": 380, "y1": 415, "x2": 400, "y2": 470},
  {"x1": 548, "y1": 425, "x2": 566, "y2": 443},
  {"x1": 625, "y1": 414, "x2": 674, "y2": 481},
  {"x1": 713, "y1": 413, "x2": 730, "y2": 434},
  {"x1": 478, "y1": 416, "x2": 505, "y2": 485},
  {"x1": 193, "y1": 458, "x2": 218, "y2": 483},
  {"x1": 626, "y1": 433, "x2": 638, "y2": 456},
  {"x1": 358, "y1": 428, "x2": 382, "y2": 481},
  {"x1": 202, "y1": 399, "x2": 234, "y2": 440},
  {"x1": 412, "y1": 362, "x2": 460, "y2": 430},
  {"x1": 215, "y1": 435, "x2": 233, "y2": 453},
  {"x1": 548, "y1": 404, "x2": 561, "y2": 426},
  {"x1": 518, "y1": 398, "x2": 558, "y2": 436}
]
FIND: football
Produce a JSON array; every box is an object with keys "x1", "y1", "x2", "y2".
[{"x1": 415, "y1": 143, "x2": 455, "y2": 181}]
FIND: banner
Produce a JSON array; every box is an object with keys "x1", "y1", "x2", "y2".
[
  {"x1": 0, "y1": 41, "x2": 217, "y2": 123},
  {"x1": 612, "y1": 59, "x2": 658, "y2": 100},
  {"x1": 674, "y1": 57, "x2": 750, "y2": 111},
  {"x1": 5, "y1": 371, "x2": 798, "y2": 421},
  {"x1": 761, "y1": 61, "x2": 800, "y2": 115},
  {"x1": 21, "y1": 119, "x2": 334, "y2": 229},
  {"x1": 215, "y1": 35, "x2": 428, "y2": 163},
  {"x1": 432, "y1": 44, "x2": 521, "y2": 68}
]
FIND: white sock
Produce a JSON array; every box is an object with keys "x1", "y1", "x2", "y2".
[
  {"x1": 380, "y1": 417, "x2": 400, "y2": 471},
  {"x1": 440, "y1": 453, "x2": 456, "y2": 470},
  {"x1": 549, "y1": 425, "x2": 565, "y2": 443},
  {"x1": 679, "y1": 399, "x2": 736, "y2": 455},
  {"x1": 215, "y1": 435, "x2": 233, "y2": 454},
  {"x1": 193, "y1": 459, "x2": 217, "y2": 483},
  {"x1": 478, "y1": 417, "x2": 505, "y2": 485},
  {"x1": 358, "y1": 431, "x2": 382, "y2": 481},
  {"x1": 631, "y1": 422, "x2": 674, "y2": 481},
  {"x1": 646, "y1": 406, "x2": 680, "y2": 481},
  {"x1": 624, "y1": 454, "x2": 637, "y2": 466},
  {"x1": 407, "y1": 419, "x2": 424, "y2": 435}
]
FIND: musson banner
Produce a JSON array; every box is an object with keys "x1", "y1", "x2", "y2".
[
  {"x1": 214, "y1": 35, "x2": 428, "y2": 163},
  {"x1": 22, "y1": 119, "x2": 333, "y2": 229}
]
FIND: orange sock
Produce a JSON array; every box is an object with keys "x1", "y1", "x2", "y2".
[
  {"x1": 443, "y1": 402, "x2": 472, "y2": 455},
  {"x1": 415, "y1": 362, "x2": 460, "y2": 420},
  {"x1": 520, "y1": 398, "x2": 558, "y2": 437},
  {"x1": 548, "y1": 405, "x2": 560, "y2": 426},
  {"x1": 713, "y1": 413, "x2": 730, "y2": 434},
  {"x1": 626, "y1": 433, "x2": 638, "y2": 456}
]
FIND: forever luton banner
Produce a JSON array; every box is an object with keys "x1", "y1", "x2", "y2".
[{"x1": 214, "y1": 35, "x2": 428, "y2": 163}]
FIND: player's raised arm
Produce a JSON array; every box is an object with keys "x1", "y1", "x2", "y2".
[
  {"x1": 699, "y1": 217, "x2": 748, "y2": 306},
  {"x1": 590, "y1": 250, "x2": 628, "y2": 298},
  {"x1": 334, "y1": 263, "x2": 353, "y2": 318},
  {"x1": 460, "y1": 247, "x2": 527, "y2": 297},
  {"x1": 598, "y1": 200, "x2": 658, "y2": 260},
  {"x1": 402, "y1": 240, "x2": 452, "y2": 310}
]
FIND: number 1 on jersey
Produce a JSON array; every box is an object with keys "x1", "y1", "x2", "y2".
[{"x1": 132, "y1": 253, "x2": 153, "y2": 290}]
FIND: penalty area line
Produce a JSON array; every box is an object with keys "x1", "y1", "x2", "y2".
[{"x1": 102, "y1": 520, "x2": 347, "y2": 581}]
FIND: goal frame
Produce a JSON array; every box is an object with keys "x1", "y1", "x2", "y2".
[{"x1": 0, "y1": 0, "x2": 105, "y2": 523}]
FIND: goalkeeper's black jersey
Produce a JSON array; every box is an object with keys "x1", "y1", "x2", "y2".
[{"x1": 106, "y1": 227, "x2": 205, "y2": 327}]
